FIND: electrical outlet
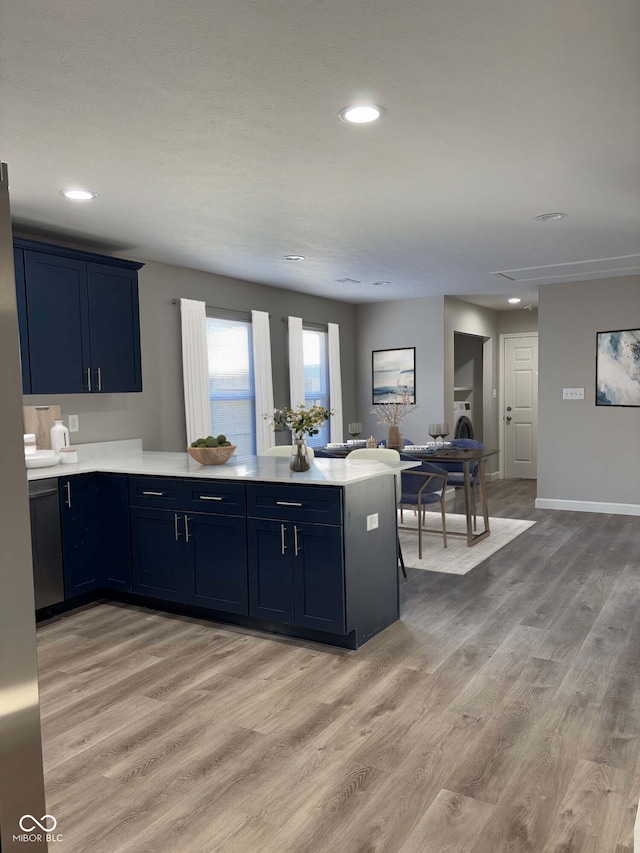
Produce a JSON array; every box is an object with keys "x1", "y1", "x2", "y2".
[
  {"x1": 562, "y1": 388, "x2": 585, "y2": 400},
  {"x1": 68, "y1": 414, "x2": 79, "y2": 432}
]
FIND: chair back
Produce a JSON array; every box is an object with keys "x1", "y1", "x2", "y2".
[
  {"x1": 313, "y1": 448, "x2": 339, "y2": 458},
  {"x1": 262, "y1": 444, "x2": 315, "y2": 459},
  {"x1": 348, "y1": 447, "x2": 402, "y2": 502},
  {"x1": 399, "y1": 454, "x2": 448, "y2": 500},
  {"x1": 377, "y1": 438, "x2": 414, "y2": 447},
  {"x1": 439, "y1": 439, "x2": 484, "y2": 475}
]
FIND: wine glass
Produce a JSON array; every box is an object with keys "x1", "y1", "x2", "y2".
[
  {"x1": 428, "y1": 423, "x2": 439, "y2": 445},
  {"x1": 348, "y1": 422, "x2": 362, "y2": 441},
  {"x1": 438, "y1": 422, "x2": 450, "y2": 445}
]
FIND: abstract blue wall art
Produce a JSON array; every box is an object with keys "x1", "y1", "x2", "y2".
[
  {"x1": 372, "y1": 347, "x2": 416, "y2": 404},
  {"x1": 596, "y1": 329, "x2": 640, "y2": 406}
]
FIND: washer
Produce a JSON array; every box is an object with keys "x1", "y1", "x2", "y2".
[{"x1": 453, "y1": 400, "x2": 474, "y2": 439}]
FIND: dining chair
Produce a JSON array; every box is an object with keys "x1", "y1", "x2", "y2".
[
  {"x1": 377, "y1": 438, "x2": 415, "y2": 447},
  {"x1": 313, "y1": 448, "x2": 340, "y2": 458},
  {"x1": 262, "y1": 444, "x2": 316, "y2": 459},
  {"x1": 347, "y1": 447, "x2": 407, "y2": 579},
  {"x1": 440, "y1": 438, "x2": 485, "y2": 528},
  {"x1": 398, "y1": 453, "x2": 448, "y2": 558}
]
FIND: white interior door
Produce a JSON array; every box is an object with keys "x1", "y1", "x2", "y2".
[{"x1": 503, "y1": 334, "x2": 538, "y2": 479}]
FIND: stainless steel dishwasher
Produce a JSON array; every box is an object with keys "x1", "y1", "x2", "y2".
[{"x1": 28, "y1": 478, "x2": 65, "y2": 608}]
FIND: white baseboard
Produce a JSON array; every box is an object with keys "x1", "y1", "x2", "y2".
[
  {"x1": 535, "y1": 497, "x2": 640, "y2": 517},
  {"x1": 486, "y1": 471, "x2": 500, "y2": 482}
]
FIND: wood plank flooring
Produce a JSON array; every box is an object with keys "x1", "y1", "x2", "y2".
[{"x1": 35, "y1": 481, "x2": 640, "y2": 852}]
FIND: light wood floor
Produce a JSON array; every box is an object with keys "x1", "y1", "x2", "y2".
[{"x1": 36, "y1": 481, "x2": 640, "y2": 852}]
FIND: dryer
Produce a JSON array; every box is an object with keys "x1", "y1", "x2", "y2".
[{"x1": 453, "y1": 400, "x2": 474, "y2": 439}]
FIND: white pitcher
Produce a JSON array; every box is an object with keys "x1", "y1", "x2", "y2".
[{"x1": 50, "y1": 419, "x2": 70, "y2": 453}]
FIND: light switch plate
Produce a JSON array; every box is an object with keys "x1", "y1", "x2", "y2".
[
  {"x1": 367, "y1": 513, "x2": 379, "y2": 531},
  {"x1": 562, "y1": 388, "x2": 585, "y2": 400},
  {"x1": 68, "y1": 414, "x2": 79, "y2": 432}
]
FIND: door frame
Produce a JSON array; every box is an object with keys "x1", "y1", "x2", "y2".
[{"x1": 498, "y1": 332, "x2": 539, "y2": 480}]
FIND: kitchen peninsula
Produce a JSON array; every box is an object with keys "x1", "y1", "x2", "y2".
[{"x1": 28, "y1": 442, "x2": 414, "y2": 649}]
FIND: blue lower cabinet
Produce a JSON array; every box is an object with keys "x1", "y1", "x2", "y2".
[
  {"x1": 59, "y1": 474, "x2": 101, "y2": 597},
  {"x1": 248, "y1": 519, "x2": 295, "y2": 624},
  {"x1": 293, "y1": 523, "x2": 345, "y2": 635},
  {"x1": 247, "y1": 518, "x2": 345, "y2": 634},
  {"x1": 130, "y1": 507, "x2": 187, "y2": 602},
  {"x1": 98, "y1": 474, "x2": 132, "y2": 591},
  {"x1": 186, "y1": 513, "x2": 248, "y2": 614}
]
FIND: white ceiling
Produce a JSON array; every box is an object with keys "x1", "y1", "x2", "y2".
[{"x1": 1, "y1": 0, "x2": 639, "y2": 308}]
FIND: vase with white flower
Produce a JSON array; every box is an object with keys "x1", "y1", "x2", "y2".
[
  {"x1": 370, "y1": 384, "x2": 419, "y2": 450},
  {"x1": 265, "y1": 403, "x2": 332, "y2": 471}
]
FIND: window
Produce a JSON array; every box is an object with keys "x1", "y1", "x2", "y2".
[
  {"x1": 206, "y1": 314, "x2": 256, "y2": 457},
  {"x1": 303, "y1": 326, "x2": 330, "y2": 447}
]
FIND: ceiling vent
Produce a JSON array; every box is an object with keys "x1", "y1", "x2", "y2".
[
  {"x1": 491, "y1": 254, "x2": 640, "y2": 284},
  {"x1": 335, "y1": 277, "x2": 361, "y2": 284}
]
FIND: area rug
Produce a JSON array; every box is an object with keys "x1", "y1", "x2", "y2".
[{"x1": 398, "y1": 511, "x2": 536, "y2": 575}]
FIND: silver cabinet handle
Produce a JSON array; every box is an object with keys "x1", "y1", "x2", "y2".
[
  {"x1": 97, "y1": 367, "x2": 102, "y2": 391},
  {"x1": 86, "y1": 367, "x2": 92, "y2": 392},
  {"x1": 276, "y1": 501, "x2": 302, "y2": 507},
  {"x1": 174, "y1": 513, "x2": 181, "y2": 541},
  {"x1": 280, "y1": 523, "x2": 287, "y2": 555},
  {"x1": 184, "y1": 515, "x2": 190, "y2": 542},
  {"x1": 199, "y1": 495, "x2": 223, "y2": 501},
  {"x1": 65, "y1": 481, "x2": 72, "y2": 508},
  {"x1": 294, "y1": 525, "x2": 301, "y2": 557},
  {"x1": 142, "y1": 491, "x2": 165, "y2": 496}
]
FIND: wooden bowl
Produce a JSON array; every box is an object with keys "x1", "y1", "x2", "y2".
[{"x1": 187, "y1": 445, "x2": 237, "y2": 465}]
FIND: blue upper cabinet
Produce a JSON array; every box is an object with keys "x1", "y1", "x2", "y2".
[{"x1": 14, "y1": 238, "x2": 144, "y2": 395}]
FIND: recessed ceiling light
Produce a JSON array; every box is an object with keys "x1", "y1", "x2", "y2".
[
  {"x1": 371, "y1": 281, "x2": 390, "y2": 286},
  {"x1": 534, "y1": 212, "x2": 567, "y2": 222},
  {"x1": 508, "y1": 297, "x2": 522, "y2": 304},
  {"x1": 339, "y1": 104, "x2": 385, "y2": 124},
  {"x1": 60, "y1": 188, "x2": 97, "y2": 200},
  {"x1": 282, "y1": 255, "x2": 305, "y2": 261}
]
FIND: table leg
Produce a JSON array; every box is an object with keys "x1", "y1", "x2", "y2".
[
  {"x1": 463, "y1": 460, "x2": 474, "y2": 546},
  {"x1": 478, "y1": 457, "x2": 490, "y2": 535}
]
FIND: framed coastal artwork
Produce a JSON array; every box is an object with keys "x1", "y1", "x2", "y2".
[
  {"x1": 596, "y1": 328, "x2": 640, "y2": 407},
  {"x1": 372, "y1": 347, "x2": 416, "y2": 404}
]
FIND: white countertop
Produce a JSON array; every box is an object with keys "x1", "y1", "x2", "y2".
[{"x1": 26, "y1": 447, "x2": 417, "y2": 486}]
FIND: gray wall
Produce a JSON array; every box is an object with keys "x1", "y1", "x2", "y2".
[
  {"x1": 498, "y1": 307, "x2": 538, "y2": 336},
  {"x1": 20, "y1": 238, "x2": 358, "y2": 450},
  {"x1": 355, "y1": 297, "x2": 445, "y2": 443},
  {"x1": 538, "y1": 275, "x2": 640, "y2": 506}
]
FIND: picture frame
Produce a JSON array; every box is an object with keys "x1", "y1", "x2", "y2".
[
  {"x1": 596, "y1": 328, "x2": 640, "y2": 407},
  {"x1": 372, "y1": 347, "x2": 416, "y2": 404}
]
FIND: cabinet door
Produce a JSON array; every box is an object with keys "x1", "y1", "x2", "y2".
[
  {"x1": 247, "y1": 518, "x2": 294, "y2": 624},
  {"x1": 24, "y1": 250, "x2": 91, "y2": 394},
  {"x1": 130, "y1": 507, "x2": 186, "y2": 602},
  {"x1": 13, "y1": 248, "x2": 31, "y2": 393},
  {"x1": 59, "y1": 473, "x2": 100, "y2": 597},
  {"x1": 87, "y1": 263, "x2": 142, "y2": 392},
  {"x1": 98, "y1": 474, "x2": 132, "y2": 591},
  {"x1": 186, "y1": 513, "x2": 248, "y2": 614},
  {"x1": 293, "y1": 523, "x2": 345, "y2": 634}
]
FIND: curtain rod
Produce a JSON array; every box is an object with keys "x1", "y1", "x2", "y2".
[{"x1": 171, "y1": 299, "x2": 270, "y2": 318}]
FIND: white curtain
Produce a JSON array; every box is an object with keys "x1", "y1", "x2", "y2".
[
  {"x1": 288, "y1": 316, "x2": 305, "y2": 408},
  {"x1": 252, "y1": 310, "x2": 275, "y2": 455},
  {"x1": 180, "y1": 298, "x2": 210, "y2": 444},
  {"x1": 328, "y1": 322, "x2": 344, "y2": 442}
]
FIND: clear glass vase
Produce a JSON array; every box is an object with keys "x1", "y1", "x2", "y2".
[{"x1": 290, "y1": 437, "x2": 311, "y2": 472}]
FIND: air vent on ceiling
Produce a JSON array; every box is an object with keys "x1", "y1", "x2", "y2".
[
  {"x1": 491, "y1": 254, "x2": 640, "y2": 284},
  {"x1": 335, "y1": 277, "x2": 361, "y2": 284}
]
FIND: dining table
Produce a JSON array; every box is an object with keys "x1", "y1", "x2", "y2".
[{"x1": 320, "y1": 443, "x2": 499, "y2": 547}]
